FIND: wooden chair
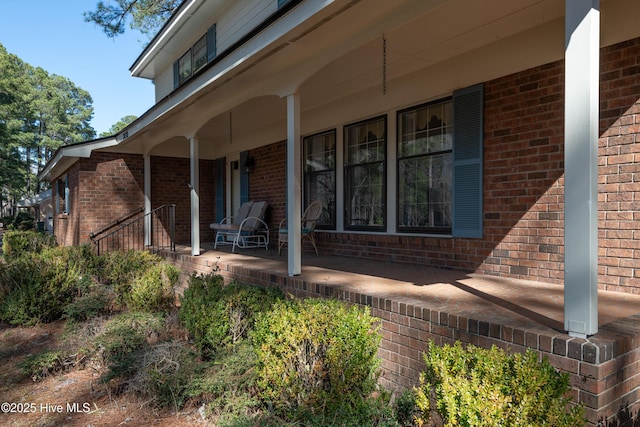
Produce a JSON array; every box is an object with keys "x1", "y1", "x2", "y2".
[
  {"x1": 211, "y1": 201, "x2": 270, "y2": 252},
  {"x1": 278, "y1": 200, "x2": 323, "y2": 255}
]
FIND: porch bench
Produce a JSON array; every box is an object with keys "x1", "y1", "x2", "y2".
[{"x1": 210, "y1": 201, "x2": 269, "y2": 253}]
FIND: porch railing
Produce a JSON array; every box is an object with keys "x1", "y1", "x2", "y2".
[{"x1": 91, "y1": 204, "x2": 176, "y2": 255}]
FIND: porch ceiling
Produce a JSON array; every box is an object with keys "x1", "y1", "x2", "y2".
[{"x1": 115, "y1": 0, "x2": 639, "y2": 160}]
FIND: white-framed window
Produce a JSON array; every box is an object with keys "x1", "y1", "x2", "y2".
[
  {"x1": 304, "y1": 130, "x2": 336, "y2": 229},
  {"x1": 173, "y1": 25, "x2": 216, "y2": 89},
  {"x1": 299, "y1": 84, "x2": 482, "y2": 237},
  {"x1": 344, "y1": 116, "x2": 386, "y2": 230},
  {"x1": 397, "y1": 99, "x2": 453, "y2": 233}
]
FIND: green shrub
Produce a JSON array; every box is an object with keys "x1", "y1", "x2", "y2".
[
  {"x1": 96, "y1": 311, "x2": 164, "y2": 382},
  {"x1": 2, "y1": 230, "x2": 56, "y2": 260},
  {"x1": 252, "y1": 298, "x2": 382, "y2": 418},
  {"x1": 19, "y1": 351, "x2": 65, "y2": 381},
  {"x1": 127, "y1": 262, "x2": 180, "y2": 312},
  {"x1": 179, "y1": 273, "x2": 283, "y2": 356},
  {"x1": 0, "y1": 246, "x2": 93, "y2": 325},
  {"x1": 64, "y1": 285, "x2": 114, "y2": 322},
  {"x1": 96, "y1": 250, "x2": 163, "y2": 305},
  {"x1": 40, "y1": 244, "x2": 97, "y2": 277},
  {"x1": 394, "y1": 388, "x2": 420, "y2": 427},
  {"x1": 415, "y1": 341, "x2": 585, "y2": 427}
]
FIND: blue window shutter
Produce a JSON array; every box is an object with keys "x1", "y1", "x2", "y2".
[
  {"x1": 240, "y1": 151, "x2": 250, "y2": 204},
  {"x1": 207, "y1": 24, "x2": 217, "y2": 62},
  {"x1": 215, "y1": 157, "x2": 225, "y2": 222},
  {"x1": 173, "y1": 60, "x2": 179, "y2": 89},
  {"x1": 452, "y1": 84, "x2": 483, "y2": 238}
]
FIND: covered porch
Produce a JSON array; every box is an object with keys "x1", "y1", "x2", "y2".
[
  {"x1": 161, "y1": 243, "x2": 640, "y2": 426},
  {"x1": 114, "y1": 0, "x2": 635, "y2": 341}
]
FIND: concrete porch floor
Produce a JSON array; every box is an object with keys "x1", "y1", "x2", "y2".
[{"x1": 176, "y1": 242, "x2": 640, "y2": 337}]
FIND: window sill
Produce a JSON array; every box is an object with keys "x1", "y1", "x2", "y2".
[{"x1": 316, "y1": 229, "x2": 453, "y2": 239}]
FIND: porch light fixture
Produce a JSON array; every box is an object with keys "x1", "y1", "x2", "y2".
[{"x1": 243, "y1": 156, "x2": 255, "y2": 174}]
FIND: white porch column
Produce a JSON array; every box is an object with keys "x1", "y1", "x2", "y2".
[
  {"x1": 190, "y1": 136, "x2": 201, "y2": 256},
  {"x1": 287, "y1": 92, "x2": 302, "y2": 276},
  {"x1": 564, "y1": 0, "x2": 599, "y2": 337},
  {"x1": 144, "y1": 154, "x2": 151, "y2": 247}
]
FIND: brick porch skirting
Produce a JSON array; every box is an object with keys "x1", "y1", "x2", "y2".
[{"x1": 160, "y1": 249, "x2": 640, "y2": 427}]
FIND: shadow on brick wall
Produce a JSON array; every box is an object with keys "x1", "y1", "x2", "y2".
[{"x1": 599, "y1": 404, "x2": 640, "y2": 427}]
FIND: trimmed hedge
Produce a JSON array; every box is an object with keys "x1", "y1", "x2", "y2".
[
  {"x1": 179, "y1": 273, "x2": 284, "y2": 356},
  {"x1": 252, "y1": 298, "x2": 382, "y2": 418},
  {"x1": 415, "y1": 341, "x2": 585, "y2": 427}
]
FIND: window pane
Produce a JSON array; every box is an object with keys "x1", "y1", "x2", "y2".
[
  {"x1": 178, "y1": 50, "x2": 192, "y2": 83},
  {"x1": 346, "y1": 117, "x2": 385, "y2": 165},
  {"x1": 305, "y1": 131, "x2": 335, "y2": 171},
  {"x1": 346, "y1": 163, "x2": 385, "y2": 227},
  {"x1": 193, "y1": 36, "x2": 207, "y2": 72},
  {"x1": 305, "y1": 171, "x2": 335, "y2": 228},
  {"x1": 344, "y1": 116, "x2": 386, "y2": 229},
  {"x1": 304, "y1": 130, "x2": 336, "y2": 229},
  {"x1": 397, "y1": 100, "x2": 452, "y2": 232},
  {"x1": 399, "y1": 101, "x2": 452, "y2": 156},
  {"x1": 398, "y1": 152, "x2": 452, "y2": 230}
]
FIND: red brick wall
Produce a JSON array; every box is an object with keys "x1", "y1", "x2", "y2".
[
  {"x1": 54, "y1": 153, "x2": 145, "y2": 247},
  {"x1": 248, "y1": 141, "x2": 287, "y2": 231},
  {"x1": 312, "y1": 60, "x2": 568, "y2": 282},
  {"x1": 54, "y1": 153, "x2": 216, "y2": 249},
  {"x1": 53, "y1": 163, "x2": 80, "y2": 247},
  {"x1": 479, "y1": 60, "x2": 566, "y2": 282},
  {"x1": 598, "y1": 39, "x2": 640, "y2": 294},
  {"x1": 255, "y1": 37, "x2": 640, "y2": 294},
  {"x1": 151, "y1": 156, "x2": 215, "y2": 245}
]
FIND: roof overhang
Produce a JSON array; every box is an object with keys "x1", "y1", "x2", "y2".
[
  {"x1": 17, "y1": 189, "x2": 53, "y2": 208},
  {"x1": 118, "y1": 0, "x2": 337, "y2": 152},
  {"x1": 38, "y1": 136, "x2": 120, "y2": 182},
  {"x1": 130, "y1": 0, "x2": 228, "y2": 79},
  {"x1": 46, "y1": 0, "x2": 640, "y2": 168}
]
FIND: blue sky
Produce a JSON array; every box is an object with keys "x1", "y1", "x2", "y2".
[{"x1": 0, "y1": 0, "x2": 156, "y2": 136}]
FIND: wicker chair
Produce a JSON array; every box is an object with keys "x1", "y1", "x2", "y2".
[{"x1": 278, "y1": 200, "x2": 323, "y2": 256}]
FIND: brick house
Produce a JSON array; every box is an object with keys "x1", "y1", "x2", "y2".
[
  {"x1": 39, "y1": 1, "x2": 640, "y2": 422},
  {"x1": 16, "y1": 189, "x2": 53, "y2": 232},
  {"x1": 42, "y1": 0, "x2": 640, "y2": 329}
]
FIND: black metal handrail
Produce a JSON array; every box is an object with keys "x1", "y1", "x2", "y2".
[
  {"x1": 89, "y1": 206, "x2": 144, "y2": 240},
  {"x1": 92, "y1": 204, "x2": 176, "y2": 255}
]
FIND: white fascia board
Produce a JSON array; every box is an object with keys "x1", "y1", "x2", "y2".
[
  {"x1": 38, "y1": 137, "x2": 119, "y2": 182},
  {"x1": 130, "y1": 0, "x2": 202, "y2": 78}
]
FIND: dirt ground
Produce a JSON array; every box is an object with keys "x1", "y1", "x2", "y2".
[{"x1": 0, "y1": 321, "x2": 206, "y2": 427}]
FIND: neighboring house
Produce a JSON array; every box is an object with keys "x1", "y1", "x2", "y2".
[
  {"x1": 16, "y1": 189, "x2": 53, "y2": 232},
  {"x1": 39, "y1": 0, "x2": 639, "y2": 335}
]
